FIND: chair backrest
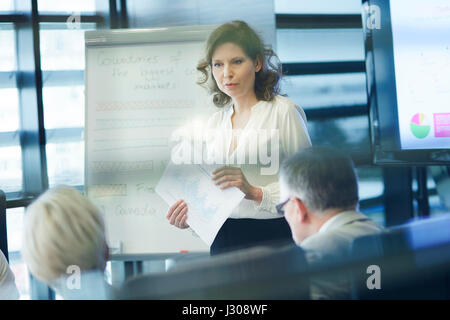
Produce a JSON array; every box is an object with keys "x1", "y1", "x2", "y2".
[
  {"x1": 350, "y1": 214, "x2": 450, "y2": 299},
  {"x1": 52, "y1": 270, "x2": 112, "y2": 300},
  {"x1": 0, "y1": 190, "x2": 8, "y2": 262},
  {"x1": 117, "y1": 244, "x2": 310, "y2": 299}
]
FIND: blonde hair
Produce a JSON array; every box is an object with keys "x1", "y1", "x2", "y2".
[{"x1": 21, "y1": 186, "x2": 107, "y2": 285}]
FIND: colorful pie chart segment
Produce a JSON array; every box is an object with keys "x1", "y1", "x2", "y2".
[{"x1": 410, "y1": 113, "x2": 431, "y2": 139}]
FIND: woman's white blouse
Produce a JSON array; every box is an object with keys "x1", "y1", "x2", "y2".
[{"x1": 204, "y1": 95, "x2": 312, "y2": 219}]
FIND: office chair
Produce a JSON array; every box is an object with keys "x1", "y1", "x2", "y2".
[
  {"x1": 350, "y1": 214, "x2": 450, "y2": 299},
  {"x1": 117, "y1": 243, "x2": 310, "y2": 299}
]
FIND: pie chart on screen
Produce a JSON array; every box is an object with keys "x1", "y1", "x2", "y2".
[{"x1": 410, "y1": 113, "x2": 431, "y2": 139}]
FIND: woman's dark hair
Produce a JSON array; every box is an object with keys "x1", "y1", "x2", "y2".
[{"x1": 197, "y1": 20, "x2": 282, "y2": 108}]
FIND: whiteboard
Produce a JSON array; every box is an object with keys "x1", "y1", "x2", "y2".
[{"x1": 84, "y1": 26, "x2": 216, "y2": 254}]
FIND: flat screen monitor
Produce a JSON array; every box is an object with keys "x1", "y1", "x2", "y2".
[{"x1": 363, "y1": 0, "x2": 450, "y2": 164}]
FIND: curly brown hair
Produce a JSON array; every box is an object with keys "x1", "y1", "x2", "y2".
[{"x1": 197, "y1": 21, "x2": 283, "y2": 108}]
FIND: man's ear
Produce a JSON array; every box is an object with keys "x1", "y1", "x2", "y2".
[{"x1": 292, "y1": 197, "x2": 308, "y2": 223}]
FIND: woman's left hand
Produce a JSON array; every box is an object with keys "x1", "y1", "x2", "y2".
[{"x1": 212, "y1": 166, "x2": 262, "y2": 203}]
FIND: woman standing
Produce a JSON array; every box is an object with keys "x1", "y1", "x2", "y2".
[{"x1": 167, "y1": 21, "x2": 311, "y2": 255}]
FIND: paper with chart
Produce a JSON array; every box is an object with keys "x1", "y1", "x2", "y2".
[{"x1": 156, "y1": 162, "x2": 245, "y2": 246}]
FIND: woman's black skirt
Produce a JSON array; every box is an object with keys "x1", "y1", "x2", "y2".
[{"x1": 210, "y1": 217, "x2": 294, "y2": 256}]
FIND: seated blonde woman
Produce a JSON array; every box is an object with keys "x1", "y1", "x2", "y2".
[{"x1": 21, "y1": 186, "x2": 112, "y2": 299}]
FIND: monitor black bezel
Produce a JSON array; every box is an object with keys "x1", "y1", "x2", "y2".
[{"x1": 363, "y1": 0, "x2": 450, "y2": 165}]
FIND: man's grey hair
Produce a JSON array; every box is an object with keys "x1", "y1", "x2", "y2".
[{"x1": 280, "y1": 147, "x2": 359, "y2": 212}]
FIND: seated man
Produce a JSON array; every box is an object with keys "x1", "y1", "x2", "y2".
[
  {"x1": 21, "y1": 186, "x2": 113, "y2": 299},
  {"x1": 278, "y1": 146, "x2": 382, "y2": 299}
]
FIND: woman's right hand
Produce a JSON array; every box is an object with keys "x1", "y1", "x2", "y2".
[{"x1": 166, "y1": 199, "x2": 189, "y2": 229}]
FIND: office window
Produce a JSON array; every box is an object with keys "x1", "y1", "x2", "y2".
[
  {"x1": 429, "y1": 194, "x2": 449, "y2": 217},
  {"x1": 274, "y1": 0, "x2": 362, "y2": 14},
  {"x1": 0, "y1": 24, "x2": 22, "y2": 193},
  {"x1": 308, "y1": 115, "x2": 370, "y2": 153},
  {"x1": 1, "y1": 0, "x2": 110, "y2": 301},
  {"x1": 7, "y1": 207, "x2": 30, "y2": 300},
  {"x1": 412, "y1": 174, "x2": 448, "y2": 217},
  {"x1": 0, "y1": 1, "x2": 14, "y2": 12},
  {"x1": 40, "y1": 23, "x2": 92, "y2": 71},
  {"x1": 282, "y1": 73, "x2": 367, "y2": 109},
  {"x1": 37, "y1": 0, "x2": 96, "y2": 13},
  {"x1": 40, "y1": 23, "x2": 95, "y2": 187},
  {"x1": 0, "y1": 26, "x2": 19, "y2": 133},
  {"x1": 42, "y1": 86, "x2": 85, "y2": 129},
  {"x1": 0, "y1": 88, "x2": 20, "y2": 132},
  {"x1": 356, "y1": 167, "x2": 385, "y2": 226},
  {"x1": 0, "y1": 26, "x2": 15, "y2": 70},
  {"x1": 0, "y1": 146, "x2": 22, "y2": 193},
  {"x1": 357, "y1": 167, "x2": 384, "y2": 200},
  {"x1": 428, "y1": 167, "x2": 450, "y2": 217},
  {"x1": 277, "y1": 29, "x2": 364, "y2": 63},
  {"x1": 46, "y1": 141, "x2": 84, "y2": 187}
]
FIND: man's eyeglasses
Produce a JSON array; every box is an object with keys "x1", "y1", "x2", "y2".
[{"x1": 275, "y1": 198, "x2": 290, "y2": 215}]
